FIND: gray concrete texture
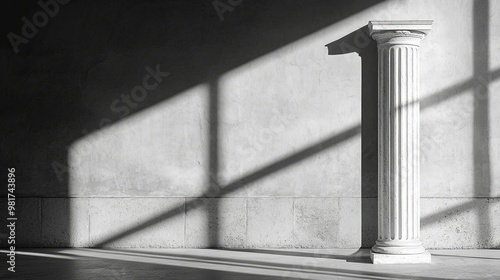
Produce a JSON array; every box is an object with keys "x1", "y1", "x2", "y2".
[
  {"x1": 1, "y1": 248, "x2": 499, "y2": 280},
  {"x1": 1, "y1": 0, "x2": 499, "y2": 248}
]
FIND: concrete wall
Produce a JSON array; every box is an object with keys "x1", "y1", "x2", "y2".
[{"x1": 1, "y1": 0, "x2": 499, "y2": 248}]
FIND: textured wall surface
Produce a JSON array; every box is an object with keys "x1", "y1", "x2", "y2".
[{"x1": 1, "y1": 0, "x2": 499, "y2": 248}]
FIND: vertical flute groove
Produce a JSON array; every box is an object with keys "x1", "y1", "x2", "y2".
[
  {"x1": 416, "y1": 48, "x2": 421, "y2": 239},
  {"x1": 388, "y1": 47, "x2": 392, "y2": 240},
  {"x1": 408, "y1": 47, "x2": 413, "y2": 240},
  {"x1": 394, "y1": 47, "x2": 399, "y2": 241},
  {"x1": 400, "y1": 46, "x2": 407, "y2": 241},
  {"x1": 378, "y1": 47, "x2": 385, "y2": 240},
  {"x1": 412, "y1": 48, "x2": 420, "y2": 241}
]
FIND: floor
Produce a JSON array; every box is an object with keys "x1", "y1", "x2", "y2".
[{"x1": 0, "y1": 248, "x2": 499, "y2": 279}]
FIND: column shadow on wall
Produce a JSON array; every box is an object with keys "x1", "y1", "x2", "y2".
[
  {"x1": 472, "y1": 0, "x2": 492, "y2": 248},
  {"x1": 326, "y1": 25, "x2": 379, "y2": 248},
  {"x1": 207, "y1": 79, "x2": 220, "y2": 248}
]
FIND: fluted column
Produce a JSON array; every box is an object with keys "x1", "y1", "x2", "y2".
[{"x1": 368, "y1": 21, "x2": 432, "y2": 264}]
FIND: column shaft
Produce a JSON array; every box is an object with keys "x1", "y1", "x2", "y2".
[
  {"x1": 376, "y1": 45, "x2": 423, "y2": 253},
  {"x1": 368, "y1": 21, "x2": 432, "y2": 263}
]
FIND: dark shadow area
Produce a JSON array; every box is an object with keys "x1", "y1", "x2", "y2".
[
  {"x1": 326, "y1": 25, "x2": 379, "y2": 248},
  {"x1": 0, "y1": 252, "x2": 77, "y2": 280},
  {"x1": 208, "y1": 79, "x2": 220, "y2": 247}
]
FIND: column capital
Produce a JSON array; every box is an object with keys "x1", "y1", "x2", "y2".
[{"x1": 368, "y1": 20, "x2": 432, "y2": 47}]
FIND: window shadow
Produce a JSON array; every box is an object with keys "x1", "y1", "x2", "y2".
[{"x1": 0, "y1": 0, "x2": 383, "y2": 248}]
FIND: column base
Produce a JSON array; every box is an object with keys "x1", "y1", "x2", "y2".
[{"x1": 370, "y1": 251, "x2": 431, "y2": 264}]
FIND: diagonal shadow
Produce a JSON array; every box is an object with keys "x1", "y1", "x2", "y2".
[
  {"x1": 421, "y1": 199, "x2": 500, "y2": 227},
  {"x1": 420, "y1": 67, "x2": 500, "y2": 109}
]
